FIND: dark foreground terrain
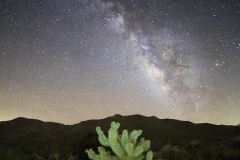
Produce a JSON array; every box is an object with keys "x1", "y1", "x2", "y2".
[{"x1": 0, "y1": 114, "x2": 240, "y2": 160}]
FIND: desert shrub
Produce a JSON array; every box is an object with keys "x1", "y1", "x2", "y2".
[
  {"x1": 59, "y1": 145, "x2": 72, "y2": 158},
  {"x1": 189, "y1": 140, "x2": 202, "y2": 149},
  {"x1": 74, "y1": 132, "x2": 100, "y2": 160},
  {"x1": 159, "y1": 144, "x2": 185, "y2": 160},
  {"x1": 232, "y1": 134, "x2": 240, "y2": 149},
  {"x1": 222, "y1": 148, "x2": 240, "y2": 160},
  {"x1": 0, "y1": 147, "x2": 27, "y2": 160},
  {"x1": 48, "y1": 154, "x2": 54, "y2": 160},
  {"x1": 68, "y1": 156, "x2": 74, "y2": 160},
  {"x1": 28, "y1": 152, "x2": 46, "y2": 160},
  {"x1": 197, "y1": 145, "x2": 240, "y2": 160}
]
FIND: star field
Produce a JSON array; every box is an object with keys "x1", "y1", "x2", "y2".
[{"x1": 0, "y1": 0, "x2": 239, "y2": 125}]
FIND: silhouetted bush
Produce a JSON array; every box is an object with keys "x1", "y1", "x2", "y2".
[
  {"x1": 159, "y1": 144, "x2": 186, "y2": 160},
  {"x1": 73, "y1": 132, "x2": 100, "y2": 160},
  {"x1": 0, "y1": 147, "x2": 28, "y2": 160}
]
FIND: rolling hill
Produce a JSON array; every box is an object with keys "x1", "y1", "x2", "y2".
[{"x1": 0, "y1": 114, "x2": 239, "y2": 158}]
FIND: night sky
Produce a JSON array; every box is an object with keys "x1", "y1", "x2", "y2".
[{"x1": 1, "y1": 0, "x2": 239, "y2": 125}]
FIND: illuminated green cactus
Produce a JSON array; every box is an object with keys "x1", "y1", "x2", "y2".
[{"x1": 86, "y1": 122, "x2": 153, "y2": 160}]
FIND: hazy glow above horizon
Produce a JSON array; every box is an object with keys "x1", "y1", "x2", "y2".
[{"x1": 0, "y1": 0, "x2": 239, "y2": 125}]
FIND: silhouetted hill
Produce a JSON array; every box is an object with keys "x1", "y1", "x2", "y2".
[
  {"x1": 69, "y1": 114, "x2": 239, "y2": 147},
  {"x1": 0, "y1": 117, "x2": 67, "y2": 150},
  {"x1": 0, "y1": 114, "x2": 239, "y2": 155}
]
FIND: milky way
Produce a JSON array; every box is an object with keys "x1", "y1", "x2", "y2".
[{"x1": 0, "y1": 0, "x2": 239, "y2": 124}]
